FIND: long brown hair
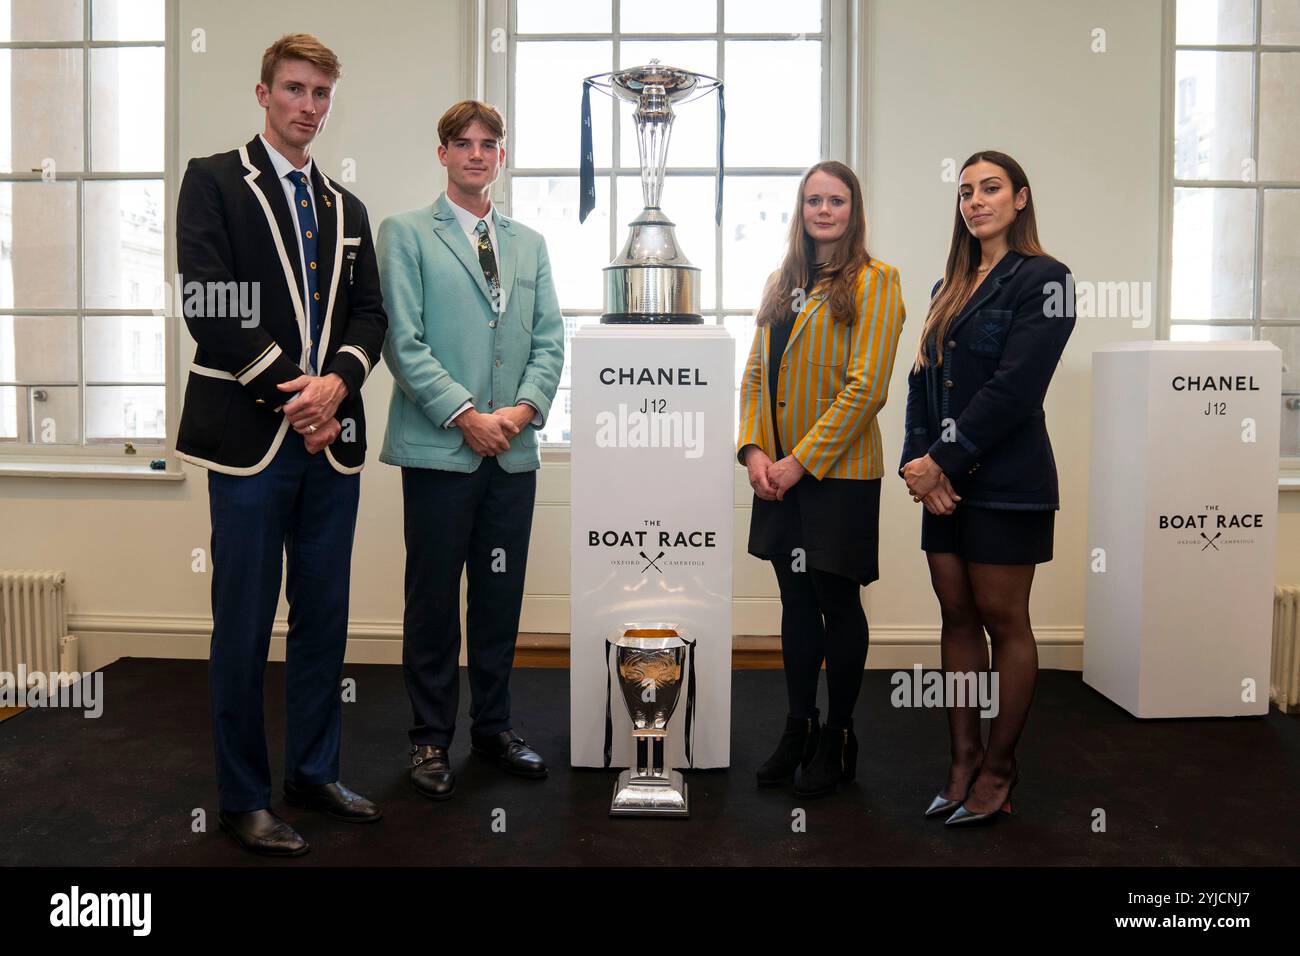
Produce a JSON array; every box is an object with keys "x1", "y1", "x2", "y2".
[
  {"x1": 914, "y1": 150, "x2": 1048, "y2": 369},
  {"x1": 755, "y1": 161, "x2": 871, "y2": 328}
]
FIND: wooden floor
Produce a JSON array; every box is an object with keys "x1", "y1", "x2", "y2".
[{"x1": 0, "y1": 707, "x2": 25, "y2": 723}]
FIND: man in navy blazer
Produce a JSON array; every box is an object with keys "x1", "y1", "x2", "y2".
[{"x1": 175, "y1": 34, "x2": 387, "y2": 856}]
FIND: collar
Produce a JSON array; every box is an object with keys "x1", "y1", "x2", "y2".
[
  {"x1": 444, "y1": 191, "x2": 496, "y2": 234},
  {"x1": 258, "y1": 133, "x2": 314, "y2": 183}
]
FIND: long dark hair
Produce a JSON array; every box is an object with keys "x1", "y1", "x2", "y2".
[
  {"x1": 755, "y1": 160, "x2": 871, "y2": 328},
  {"x1": 915, "y1": 150, "x2": 1048, "y2": 369}
]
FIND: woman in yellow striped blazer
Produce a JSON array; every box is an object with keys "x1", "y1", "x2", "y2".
[{"x1": 737, "y1": 160, "x2": 905, "y2": 797}]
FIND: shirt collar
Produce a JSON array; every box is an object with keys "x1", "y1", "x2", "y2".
[
  {"x1": 259, "y1": 133, "x2": 314, "y2": 184},
  {"x1": 444, "y1": 191, "x2": 495, "y2": 234}
]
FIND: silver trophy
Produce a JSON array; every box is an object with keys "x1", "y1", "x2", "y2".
[
  {"x1": 608, "y1": 625, "x2": 691, "y2": 816},
  {"x1": 580, "y1": 61, "x2": 724, "y2": 324}
]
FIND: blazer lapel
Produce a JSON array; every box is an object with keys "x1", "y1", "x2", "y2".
[
  {"x1": 432, "y1": 194, "x2": 495, "y2": 306},
  {"x1": 782, "y1": 291, "x2": 826, "y2": 360},
  {"x1": 239, "y1": 136, "x2": 306, "y2": 354},
  {"x1": 949, "y1": 250, "x2": 1025, "y2": 337},
  {"x1": 311, "y1": 164, "x2": 343, "y2": 359},
  {"x1": 493, "y1": 209, "x2": 516, "y2": 315}
]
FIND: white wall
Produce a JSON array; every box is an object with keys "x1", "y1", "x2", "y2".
[{"x1": 0, "y1": 0, "x2": 1296, "y2": 672}]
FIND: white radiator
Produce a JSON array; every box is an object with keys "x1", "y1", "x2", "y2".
[
  {"x1": 0, "y1": 570, "x2": 78, "y2": 686},
  {"x1": 1273, "y1": 586, "x2": 1300, "y2": 715}
]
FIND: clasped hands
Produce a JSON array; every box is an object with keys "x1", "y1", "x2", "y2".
[
  {"x1": 454, "y1": 404, "x2": 534, "y2": 456},
  {"x1": 901, "y1": 454, "x2": 962, "y2": 515},
  {"x1": 277, "y1": 373, "x2": 348, "y2": 454},
  {"x1": 743, "y1": 446, "x2": 806, "y2": 501}
]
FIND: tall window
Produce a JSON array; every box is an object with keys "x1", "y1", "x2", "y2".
[
  {"x1": 1169, "y1": 0, "x2": 1300, "y2": 463},
  {"x1": 0, "y1": 0, "x2": 167, "y2": 451},
  {"x1": 499, "y1": 0, "x2": 833, "y2": 444}
]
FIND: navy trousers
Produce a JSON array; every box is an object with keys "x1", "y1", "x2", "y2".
[
  {"x1": 207, "y1": 432, "x2": 360, "y2": 812},
  {"x1": 401, "y1": 457, "x2": 536, "y2": 749}
]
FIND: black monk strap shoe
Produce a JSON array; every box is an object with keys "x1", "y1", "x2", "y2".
[{"x1": 409, "y1": 744, "x2": 456, "y2": 801}]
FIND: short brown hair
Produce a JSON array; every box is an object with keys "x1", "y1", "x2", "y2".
[
  {"x1": 260, "y1": 33, "x2": 342, "y2": 88},
  {"x1": 437, "y1": 100, "x2": 506, "y2": 147}
]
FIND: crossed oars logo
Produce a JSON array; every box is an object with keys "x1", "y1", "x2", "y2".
[
  {"x1": 639, "y1": 550, "x2": 665, "y2": 573},
  {"x1": 1200, "y1": 531, "x2": 1222, "y2": 551}
]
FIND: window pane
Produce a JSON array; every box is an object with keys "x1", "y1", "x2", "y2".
[
  {"x1": 619, "y1": 41, "x2": 718, "y2": 169},
  {"x1": 1263, "y1": 0, "x2": 1300, "y2": 43},
  {"x1": 616, "y1": 174, "x2": 716, "y2": 309},
  {"x1": 1174, "y1": 51, "x2": 1253, "y2": 181},
  {"x1": 91, "y1": 0, "x2": 164, "y2": 40},
  {"x1": 724, "y1": 0, "x2": 820, "y2": 34},
  {"x1": 722, "y1": 313, "x2": 756, "y2": 387},
  {"x1": 91, "y1": 47, "x2": 165, "y2": 172},
  {"x1": 514, "y1": 41, "x2": 612, "y2": 168},
  {"x1": 83, "y1": 179, "x2": 165, "y2": 311},
  {"x1": 0, "y1": 385, "x2": 15, "y2": 439},
  {"x1": 1263, "y1": 190, "x2": 1300, "y2": 320},
  {"x1": 1260, "y1": 326, "x2": 1300, "y2": 457},
  {"x1": 722, "y1": 175, "x2": 799, "y2": 310},
  {"x1": 85, "y1": 315, "x2": 165, "y2": 382},
  {"x1": 86, "y1": 383, "x2": 164, "y2": 440},
  {"x1": 0, "y1": 181, "x2": 77, "y2": 309},
  {"x1": 27, "y1": 383, "x2": 79, "y2": 444},
  {"x1": 1171, "y1": 187, "x2": 1256, "y2": 320},
  {"x1": 511, "y1": 176, "x2": 609, "y2": 309},
  {"x1": 724, "y1": 41, "x2": 820, "y2": 168},
  {"x1": 517, "y1": 0, "x2": 610, "y2": 33},
  {"x1": 1176, "y1": 0, "x2": 1255, "y2": 43},
  {"x1": 1169, "y1": 323, "x2": 1253, "y2": 340},
  {"x1": 0, "y1": 49, "x2": 85, "y2": 174},
  {"x1": 0, "y1": 315, "x2": 77, "y2": 382},
  {"x1": 620, "y1": 0, "x2": 715, "y2": 33},
  {"x1": 1259, "y1": 53, "x2": 1300, "y2": 181},
  {"x1": 0, "y1": 0, "x2": 84, "y2": 42},
  {"x1": 558, "y1": 314, "x2": 601, "y2": 389}
]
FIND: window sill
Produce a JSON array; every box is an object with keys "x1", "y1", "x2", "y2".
[{"x1": 0, "y1": 460, "x2": 185, "y2": 481}]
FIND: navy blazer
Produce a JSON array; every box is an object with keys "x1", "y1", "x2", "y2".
[{"x1": 899, "y1": 252, "x2": 1074, "y2": 509}]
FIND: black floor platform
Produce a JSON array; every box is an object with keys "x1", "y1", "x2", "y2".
[{"x1": 1, "y1": 658, "x2": 1296, "y2": 866}]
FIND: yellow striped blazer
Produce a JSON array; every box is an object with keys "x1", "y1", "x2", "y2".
[{"x1": 736, "y1": 260, "x2": 906, "y2": 481}]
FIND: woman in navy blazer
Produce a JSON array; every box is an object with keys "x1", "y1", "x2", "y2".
[{"x1": 899, "y1": 150, "x2": 1074, "y2": 827}]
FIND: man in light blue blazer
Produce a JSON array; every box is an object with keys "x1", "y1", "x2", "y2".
[{"x1": 377, "y1": 100, "x2": 563, "y2": 801}]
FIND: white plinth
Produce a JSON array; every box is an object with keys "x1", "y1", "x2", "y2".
[
  {"x1": 569, "y1": 325, "x2": 735, "y2": 768},
  {"x1": 1083, "y1": 341, "x2": 1281, "y2": 717}
]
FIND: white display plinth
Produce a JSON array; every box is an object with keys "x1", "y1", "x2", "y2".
[
  {"x1": 569, "y1": 325, "x2": 735, "y2": 768},
  {"x1": 1084, "y1": 341, "x2": 1281, "y2": 717}
]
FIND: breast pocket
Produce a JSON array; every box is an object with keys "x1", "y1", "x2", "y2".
[
  {"x1": 514, "y1": 275, "x2": 537, "y2": 333},
  {"x1": 967, "y1": 309, "x2": 1013, "y2": 358}
]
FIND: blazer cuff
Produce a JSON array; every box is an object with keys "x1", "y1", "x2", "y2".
[
  {"x1": 518, "y1": 400, "x2": 543, "y2": 427},
  {"x1": 443, "y1": 399, "x2": 474, "y2": 429},
  {"x1": 927, "y1": 428, "x2": 981, "y2": 476},
  {"x1": 325, "y1": 346, "x2": 373, "y2": 398},
  {"x1": 514, "y1": 381, "x2": 552, "y2": 428},
  {"x1": 238, "y1": 345, "x2": 306, "y2": 409}
]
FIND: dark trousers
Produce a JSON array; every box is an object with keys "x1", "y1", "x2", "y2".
[
  {"x1": 207, "y1": 433, "x2": 360, "y2": 812},
  {"x1": 401, "y1": 457, "x2": 537, "y2": 748}
]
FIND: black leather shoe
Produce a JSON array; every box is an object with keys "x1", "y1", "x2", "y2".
[
  {"x1": 793, "y1": 718, "x2": 858, "y2": 798},
  {"x1": 470, "y1": 730, "x2": 548, "y2": 778},
  {"x1": 756, "y1": 709, "x2": 820, "y2": 787},
  {"x1": 409, "y1": 744, "x2": 456, "y2": 801},
  {"x1": 282, "y1": 780, "x2": 383, "y2": 823},
  {"x1": 218, "y1": 808, "x2": 309, "y2": 857}
]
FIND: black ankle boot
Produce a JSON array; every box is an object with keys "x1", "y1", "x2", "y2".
[
  {"x1": 794, "y1": 718, "x2": 858, "y2": 797},
  {"x1": 756, "y1": 709, "x2": 820, "y2": 787}
]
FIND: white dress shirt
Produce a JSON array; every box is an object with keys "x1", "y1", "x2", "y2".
[
  {"x1": 442, "y1": 192, "x2": 541, "y2": 430},
  {"x1": 260, "y1": 134, "x2": 321, "y2": 373}
]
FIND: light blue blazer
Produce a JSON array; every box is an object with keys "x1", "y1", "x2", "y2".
[{"x1": 376, "y1": 193, "x2": 564, "y2": 473}]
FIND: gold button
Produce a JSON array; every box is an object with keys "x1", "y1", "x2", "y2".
[
  {"x1": 301, "y1": 199, "x2": 308, "y2": 207},
  {"x1": 778, "y1": 400, "x2": 786, "y2": 407},
  {"x1": 255, "y1": 398, "x2": 265, "y2": 404},
  {"x1": 305, "y1": 230, "x2": 312, "y2": 239},
  {"x1": 310, "y1": 261, "x2": 317, "y2": 270},
  {"x1": 313, "y1": 292, "x2": 321, "y2": 301},
  {"x1": 944, "y1": 380, "x2": 954, "y2": 388}
]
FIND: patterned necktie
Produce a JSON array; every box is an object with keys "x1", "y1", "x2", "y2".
[
  {"x1": 474, "y1": 219, "x2": 501, "y2": 310},
  {"x1": 288, "y1": 170, "x2": 321, "y2": 373}
]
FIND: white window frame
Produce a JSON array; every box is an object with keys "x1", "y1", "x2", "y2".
[
  {"x1": 473, "y1": 0, "x2": 861, "y2": 455},
  {"x1": 1159, "y1": 0, "x2": 1300, "y2": 485},
  {"x1": 0, "y1": 0, "x2": 179, "y2": 477}
]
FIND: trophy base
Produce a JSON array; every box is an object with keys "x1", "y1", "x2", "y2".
[
  {"x1": 600, "y1": 313, "x2": 703, "y2": 325},
  {"x1": 610, "y1": 769, "x2": 690, "y2": 817}
]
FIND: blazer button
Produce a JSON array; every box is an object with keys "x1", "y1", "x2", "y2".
[
  {"x1": 947, "y1": 340, "x2": 957, "y2": 348},
  {"x1": 489, "y1": 320, "x2": 497, "y2": 328},
  {"x1": 254, "y1": 398, "x2": 265, "y2": 404},
  {"x1": 944, "y1": 379, "x2": 954, "y2": 388},
  {"x1": 495, "y1": 359, "x2": 502, "y2": 368},
  {"x1": 487, "y1": 399, "x2": 494, "y2": 408}
]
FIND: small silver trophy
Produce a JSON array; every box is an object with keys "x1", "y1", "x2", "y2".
[
  {"x1": 580, "y1": 61, "x2": 724, "y2": 324},
  {"x1": 607, "y1": 624, "x2": 692, "y2": 816}
]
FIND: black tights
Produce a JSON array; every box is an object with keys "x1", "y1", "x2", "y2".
[
  {"x1": 770, "y1": 560, "x2": 868, "y2": 727},
  {"x1": 926, "y1": 553, "x2": 1037, "y2": 813}
]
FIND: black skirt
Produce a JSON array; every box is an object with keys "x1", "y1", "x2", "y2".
[
  {"x1": 748, "y1": 476, "x2": 881, "y2": 586},
  {"x1": 921, "y1": 505, "x2": 1054, "y2": 565}
]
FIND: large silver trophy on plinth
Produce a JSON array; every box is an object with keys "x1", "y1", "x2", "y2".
[
  {"x1": 606, "y1": 625, "x2": 694, "y2": 817},
  {"x1": 580, "y1": 61, "x2": 724, "y2": 324}
]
